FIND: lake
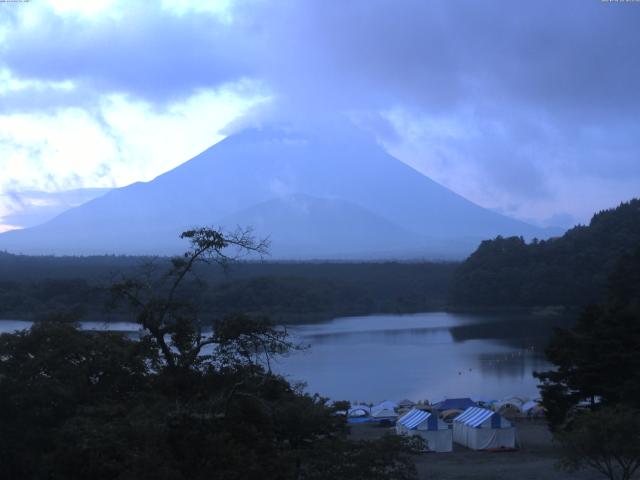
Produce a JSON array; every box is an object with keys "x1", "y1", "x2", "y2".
[
  {"x1": 0, "y1": 312, "x2": 571, "y2": 404},
  {"x1": 276, "y1": 312, "x2": 572, "y2": 403}
]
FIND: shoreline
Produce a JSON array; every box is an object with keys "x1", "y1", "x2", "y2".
[{"x1": 0, "y1": 304, "x2": 582, "y2": 326}]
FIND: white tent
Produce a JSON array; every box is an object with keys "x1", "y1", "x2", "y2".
[
  {"x1": 348, "y1": 405, "x2": 371, "y2": 418},
  {"x1": 395, "y1": 409, "x2": 453, "y2": 452},
  {"x1": 371, "y1": 400, "x2": 398, "y2": 419},
  {"x1": 453, "y1": 407, "x2": 516, "y2": 450}
]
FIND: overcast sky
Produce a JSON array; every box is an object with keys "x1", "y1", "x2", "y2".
[{"x1": 1, "y1": 0, "x2": 639, "y2": 232}]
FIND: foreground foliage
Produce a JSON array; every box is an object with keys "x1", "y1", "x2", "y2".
[
  {"x1": 557, "y1": 406, "x2": 640, "y2": 480},
  {"x1": 536, "y1": 247, "x2": 640, "y2": 479},
  {"x1": 535, "y1": 246, "x2": 640, "y2": 429},
  {"x1": 0, "y1": 228, "x2": 421, "y2": 479}
]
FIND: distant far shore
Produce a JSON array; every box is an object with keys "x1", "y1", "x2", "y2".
[
  {"x1": 444, "y1": 305, "x2": 579, "y2": 316},
  {"x1": 0, "y1": 304, "x2": 583, "y2": 328}
]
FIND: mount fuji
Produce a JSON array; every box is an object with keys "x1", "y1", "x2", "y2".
[{"x1": 0, "y1": 125, "x2": 557, "y2": 259}]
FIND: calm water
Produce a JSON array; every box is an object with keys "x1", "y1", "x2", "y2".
[
  {"x1": 275, "y1": 312, "x2": 572, "y2": 403},
  {"x1": 0, "y1": 312, "x2": 571, "y2": 404}
]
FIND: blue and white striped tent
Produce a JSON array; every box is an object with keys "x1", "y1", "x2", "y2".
[
  {"x1": 397, "y1": 409, "x2": 437, "y2": 430},
  {"x1": 395, "y1": 409, "x2": 452, "y2": 452},
  {"x1": 453, "y1": 407, "x2": 515, "y2": 450},
  {"x1": 455, "y1": 407, "x2": 502, "y2": 428}
]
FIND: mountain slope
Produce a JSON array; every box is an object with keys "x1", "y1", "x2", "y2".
[
  {"x1": 0, "y1": 125, "x2": 554, "y2": 258},
  {"x1": 219, "y1": 194, "x2": 427, "y2": 259}
]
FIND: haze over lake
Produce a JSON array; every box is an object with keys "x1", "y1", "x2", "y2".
[{"x1": 0, "y1": 312, "x2": 569, "y2": 403}]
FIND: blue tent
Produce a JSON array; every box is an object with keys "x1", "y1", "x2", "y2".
[
  {"x1": 433, "y1": 398, "x2": 478, "y2": 411},
  {"x1": 395, "y1": 409, "x2": 452, "y2": 452},
  {"x1": 452, "y1": 407, "x2": 515, "y2": 450}
]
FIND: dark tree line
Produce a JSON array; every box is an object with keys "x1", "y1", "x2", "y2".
[
  {"x1": 450, "y1": 199, "x2": 640, "y2": 307},
  {"x1": 0, "y1": 251, "x2": 455, "y2": 324}
]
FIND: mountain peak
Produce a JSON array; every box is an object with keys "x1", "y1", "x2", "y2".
[{"x1": 0, "y1": 125, "x2": 556, "y2": 259}]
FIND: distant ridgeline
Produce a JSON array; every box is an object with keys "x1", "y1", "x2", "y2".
[
  {"x1": 0, "y1": 256, "x2": 455, "y2": 323},
  {"x1": 450, "y1": 199, "x2": 640, "y2": 307}
]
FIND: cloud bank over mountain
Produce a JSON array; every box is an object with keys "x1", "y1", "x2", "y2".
[
  {"x1": 0, "y1": 188, "x2": 110, "y2": 233},
  {"x1": 0, "y1": 126, "x2": 560, "y2": 259},
  {"x1": 1, "y1": 0, "x2": 639, "y2": 226}
]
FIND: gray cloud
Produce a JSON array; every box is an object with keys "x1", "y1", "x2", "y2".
[
  {"x1": 1, "y1": 4, "x2": 251, "y2": 103},
  {"x1": 0, "y1": 84, "x2": 94, "y2": 113},
  {"x1": 5, "y1": 0, "x2": 638, "y2": 117},
  {"x1": 1, "y1": 0, "x2": 639, "y2": 221},
  {"x1": 0, "y1": 188, "x2": 111, "y2": 229},
  {"x1": 246, "y1": 1, "x2": 640, "y2": 120},
  {"x1": 244, "y1": 0, "x2": 640, "y2": 211}
]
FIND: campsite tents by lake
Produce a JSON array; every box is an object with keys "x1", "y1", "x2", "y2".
[
  {"x1": 396, "y1": 408, "x2": 453, "y2": 453},
  {"x1": 453, "y1": 407, "x2": 515, "y2": 450}
]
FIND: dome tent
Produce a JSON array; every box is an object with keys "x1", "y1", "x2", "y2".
[
  {"x1": 395, "y1": 409, "x2": 452, "y2": 452},
  {"x1": 371, "y1": 400, "x2": 398, "y2": 419},
  {"x1": 453, "y1": 407, "x2": 516, "y2": 450},
  {"x1": 347, "y1": 405, "x2": 371, "y2": 417},
  {"x1": 494, "y1": 399, "x2": 523, "y2": 418}
]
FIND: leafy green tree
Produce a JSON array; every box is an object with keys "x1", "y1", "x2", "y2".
[
  {"x1": 556, "y1": 406, "x2": 640, "y2": 480},
  {"x1": 0, "y1": 321, "x2": 151, "y2": 478},
  {"x1": 299, "y1": 434, "x2": 424, "y2": 480},
  {"x1": 535, "y1": 247, "x2": 640, "y2": 429},
  {"x1": 109, "y1": 227, "x2": 270, "y2": 370},
  {"x1": 0, "y1": 227, "x2": 422, "y2": 480}
]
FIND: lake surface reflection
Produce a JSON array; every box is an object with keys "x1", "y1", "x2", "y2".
[
  {"x1": 275, "y1": 312, "x2": 573, "y2": 403},
  {"x1": 0, "y1": 312, "x2": 573, "y2": 404}
]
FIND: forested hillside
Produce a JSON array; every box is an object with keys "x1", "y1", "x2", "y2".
[
  {"x1": 0, "y1": 254, "x2": 455, "y2": 323},
  {"x1": 450, "y1": 199, "x2": 640, "y2": 307}
]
